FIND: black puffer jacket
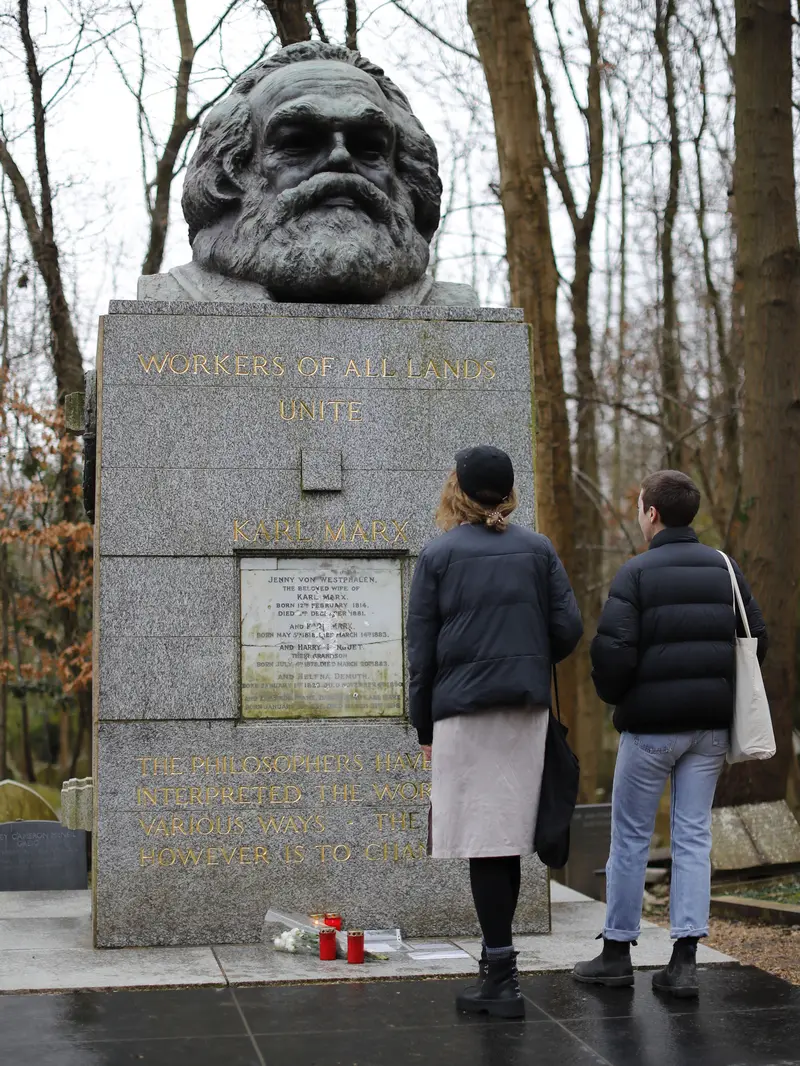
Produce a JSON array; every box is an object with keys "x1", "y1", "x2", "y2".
[
  {"x1": 591, "y1": 526, "x2": 767, "y2": 734},
  {"x1": 407, "y1": 523, "x2": 583, "y2": 745}
]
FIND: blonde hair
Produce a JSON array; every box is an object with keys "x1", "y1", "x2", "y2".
[{"x1": 435, "y1": 470, "x2": 518, "y2": 532}]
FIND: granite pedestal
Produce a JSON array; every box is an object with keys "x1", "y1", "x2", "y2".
[{"x1": 92, "y1": 300, "x2": 546, "y2": 947}]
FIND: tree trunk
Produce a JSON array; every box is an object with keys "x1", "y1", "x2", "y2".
[
  {"x1": 716, "y1": 0, "x2": 800, "y2": 805},
  {"x1": 0, "y1": 544, "x2": 8, "y2": 779},
  {"x1": 654, "y1": 0, "x2": 685, "y2": 468},
  {"x1": 263, "y1": 0, "x2": 312, "y2": 45},
  {"x1": 467, "y1": 0, "x2": 580, "y2": 758},
  {"x1": 345, "y1": 0, "x2": 358, "y2": 50}
]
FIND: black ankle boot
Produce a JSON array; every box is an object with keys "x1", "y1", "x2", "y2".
[
  {"x1": 460, "y1": 946, "x2": 489, "y2": 998},
  {"x1": 573, "y1": 937, "x2": 635, "y2": 987},
  {"x1": 652, "y1": 937, "x2": 699, "y2": 998},
  {"x1": 456, "y1": 951, "x2": 525, "y2": 1018}
]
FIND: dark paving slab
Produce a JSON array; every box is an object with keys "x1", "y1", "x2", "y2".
[
  {"x1": 235, "y1": 976, "x2": 551, "y2": 1032},
  {"x1": 519, "y1": 966, "x2": 800, "y2": 1021},
  {"x1": 252, "y1": 1021, "x2": 610, "y2": 1066},
  {"x1": 0, "y1": 964, "x2": 797, "y2": 1066},
  {"x1": 565, "y1": 1008, "x2": 800, "y2": 1066}
]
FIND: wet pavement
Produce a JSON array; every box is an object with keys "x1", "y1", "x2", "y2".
[{"x1": 1, "y1": 965, "x2": 797, "y2": 1065}]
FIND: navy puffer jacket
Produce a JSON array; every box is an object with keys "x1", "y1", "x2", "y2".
[
  {"x1": 591, "y1": 526, "x2": 768, "y2": 734},
  {"x1": 407, "y1": 523, "x2": 583, "y2": 745}
]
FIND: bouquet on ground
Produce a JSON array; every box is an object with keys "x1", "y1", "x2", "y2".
[{"x1": 272, "y1": 926, "x2": 320, "y2": 955}]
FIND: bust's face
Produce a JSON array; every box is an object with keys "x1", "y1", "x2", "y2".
[
  {"x1": 192, "y1": 60, "x2": 430, "y2": 303},
  {"x1": 251, "y1": 61, "x2": 397, "y2": 204}
]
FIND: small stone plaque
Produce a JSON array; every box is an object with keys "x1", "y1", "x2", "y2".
[
  {"x1": 0, "y1": 821, "x2": 88, "y2": 891},
  {"x1": 552, "y1": 803, "x2": 612, "y2": 901},
  {"x1": 240, "y1": 556, "x2": 403, "y2": 718}
]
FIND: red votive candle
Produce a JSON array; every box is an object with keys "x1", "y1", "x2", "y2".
[
  {"x1": 319, "y1": 927, "x2": 337, "y2": 961},
  {"x1": 347, "y1": 930, "x2": 364, "y2": 965},
  {"x1": 324, "y1": 913, "x2": 342, "y2": 930}
]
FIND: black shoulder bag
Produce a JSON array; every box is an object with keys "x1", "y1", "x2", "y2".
[{"x1": 533, "y1": 666, "x2": 580, "y2": 869}]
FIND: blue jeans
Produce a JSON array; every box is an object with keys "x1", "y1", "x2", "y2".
[{"x1": 604, "y1": 729, "x2": 728, "y2": 942}]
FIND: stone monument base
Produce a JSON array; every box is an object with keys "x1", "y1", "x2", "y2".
[{"x1": 94, "y1": 720, "x2": 548, "y2": 947}]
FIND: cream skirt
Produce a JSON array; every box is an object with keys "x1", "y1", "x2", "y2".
[{"x1": 431, "y1": 706, "x2": 548, "y2": 859}]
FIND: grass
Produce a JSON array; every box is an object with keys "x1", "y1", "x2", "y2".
[{"x1": 730, "y1": 875, "x2": 800, "y2": 907}]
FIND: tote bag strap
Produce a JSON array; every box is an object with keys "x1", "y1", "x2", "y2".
[
  {"x1": 717, "y1": 550, "x2": 752, "y2": 639},
  {"x1": 552, "y1": 665, "x2": 562, "y2": 723}
]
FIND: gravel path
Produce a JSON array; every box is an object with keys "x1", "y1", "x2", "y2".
[{"x1": 643, "y1": 885, "x2": 800, "y2": 985}]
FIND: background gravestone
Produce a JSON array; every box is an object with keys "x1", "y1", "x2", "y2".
[
  {"x1": 0, "y1": 821, "x2": 88, "y2": 891},
  {"x1": 92, "y1": 301, "x2": 547, "y2": 947}
]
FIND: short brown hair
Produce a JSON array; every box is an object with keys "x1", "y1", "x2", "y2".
[
  {"x1": 436, "y1": 470, "x2": 518, "y2": 532},
  {"x1": 641, "y1": 470, "x2": 701, "y2": 527}
]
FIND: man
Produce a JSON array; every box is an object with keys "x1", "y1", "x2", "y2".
[
  {"x1": 138, "y1": 41, "x2": 477, "y2": 307},
  {"x1": 574, "y1": 470, "x2": 767, "y2": 998}
]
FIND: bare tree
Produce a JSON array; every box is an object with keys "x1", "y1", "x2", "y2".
[
  {"x1": 104, "y1": 1, "x2": 273, "y2": 277},
  {"x1": 716, "y1": 0, "x2": 800, "y2": 805},
  {"x1": 467, "y1": 0, "x2": 587, "y2": 789},
  {"x1": 531, "y1": 1, "x2": 606, "y2": 800},
  {"x1": 654, "y1": 0, "x2": 685, "y2": 467}
]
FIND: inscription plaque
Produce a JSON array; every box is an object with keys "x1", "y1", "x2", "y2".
[{"x1": 240, "y1": 556, "x2": 403, "y2": 719}]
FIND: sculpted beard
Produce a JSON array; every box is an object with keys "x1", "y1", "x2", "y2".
[{"x1": 193, "y1": 171, "x2": 430, "y2": 302}]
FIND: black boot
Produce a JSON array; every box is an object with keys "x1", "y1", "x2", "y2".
[
  {"x1": 456, "y1": 951, "x2": 525, "y2": 1018},
  {"x1": 460, "y1": 945, "x2": 489, "y2": 999},
  {"x1": 652, "y1": 937, "x2": 699, "y2": 999},
  {"x1": 573, "y1": 937, "x2": 635, "y2": 988}
]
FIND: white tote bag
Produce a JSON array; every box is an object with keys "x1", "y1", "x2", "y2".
[{"x1": 717, "y1": 551, "x2": 775, "y2": 764}]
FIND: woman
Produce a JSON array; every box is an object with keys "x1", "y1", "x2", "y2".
[{"x1": 408, "y1": 445, "x2": 582, "y2": 1018}]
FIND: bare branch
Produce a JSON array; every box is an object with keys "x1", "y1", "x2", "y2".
[{"x1": 388, "y1": 0, "x2": 479, "y2": 62}]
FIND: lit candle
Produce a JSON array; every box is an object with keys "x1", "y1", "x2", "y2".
[{"x1": 324, "y1": 913, "x2": 342, "y2": 930}]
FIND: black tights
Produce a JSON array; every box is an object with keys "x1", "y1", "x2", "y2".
[{"x1": 469, "y1": 855, "x2": 522, "y2": 949}]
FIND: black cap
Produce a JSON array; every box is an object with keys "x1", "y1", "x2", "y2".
[{"x1": 455, "y1": 446, "x2": 514, "y2": 504}]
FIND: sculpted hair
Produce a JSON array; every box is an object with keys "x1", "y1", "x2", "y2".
[
  {"x1": 436, "y1": 471, "x2": 518, "y2": 533},
  {"x1": 641, "y1": 469, "x2": 701, "y2": 527},
  {"x1": 182, "y1": 41, "x2": 442, "y2": 245}
]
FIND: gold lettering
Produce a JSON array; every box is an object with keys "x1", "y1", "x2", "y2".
[
  {"x1": 255, "y1": 846, "x2": 270, "y2": 863},
  {"x1": 348, "y1": 401, "x2": 362, "y2": 422},
  {"x1": 254, "y1": 520, "x2": 272, "y2": 543},
  {"x1": 407, "y1": 359, "x2": 422, "y2": 378},
  {"x1": 382, "y1": 359, "x2": 396, "y2": 377},
  {"x1": 345, "y1": 360, "x2": 361, "y2": 376},
  {"x1": 423, "y1": 360, "x2": 441, "y2": 379},
  {"x1": 298, "y1": 401, "x2": 316, "y2": 420},
  {"x1": 273, "y1": 358, "x2": 285, "y2": 377},
  {"x1": 321, "y1": 358, "x2": 333, "y2": 376},
  {"x1": 297, "y1": 357, "x2": 318, "y2": 376},
  {"x1": 233, "y1": 519, "x2": 252, "y2": 543},
  {"x1": 274, "y1": 520, "x2": 292, "y2": 542},
  {"x1": 325, "y1": 520, "x2": 347, "y2": 542},
  {"x1": 295, "y1": 520, "x2": 312, "y2": 543},
  {"x1": 443, "y1": 360, "x2": 460, "y2": 379},
  {"x1": 279, "y1": 400, "x2": 296, "y2": 421},
  {"x1": 392, "y1": 520, "x2": 408, "y2": 543},
  {"x1": 253, "y1": 355, "x2": 269, "y2": 375},
  {"x1": 140, "y1": 849, "x2": 156, "y2": 866},
  {"x1": 194, "y1": 354, "x2": 211, "y2": 374},
  {"x1": 235, "y1": 355, "x2": 250, "y2": 376},
  {"x1": 365, "y1": 359, "x2": 379, "y2": 377},
  {"x1": 167, "y1": 354, "x2": 189, "y2": 375},
  {"x1": 464, "y1": 359, "x2": 482, "y2": 379},
  {"x1": 214, "y1": 355, "x2": 231, "y2": 375},
  {"x1": 138, "y1": 353, "x2": 170, "y2": 374},
  {"x1": 372, "y1": 521, "x2": 390, "y2": 543},
  {"x1": 483, "y1": 360, "x2": 496, "y2": 380},
  {"x1": 316, "y1": 844, "x2": 351, "y2": 862},
  {"x1": 350, "y1": 520, "x2": 368, "y2": 542}
]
